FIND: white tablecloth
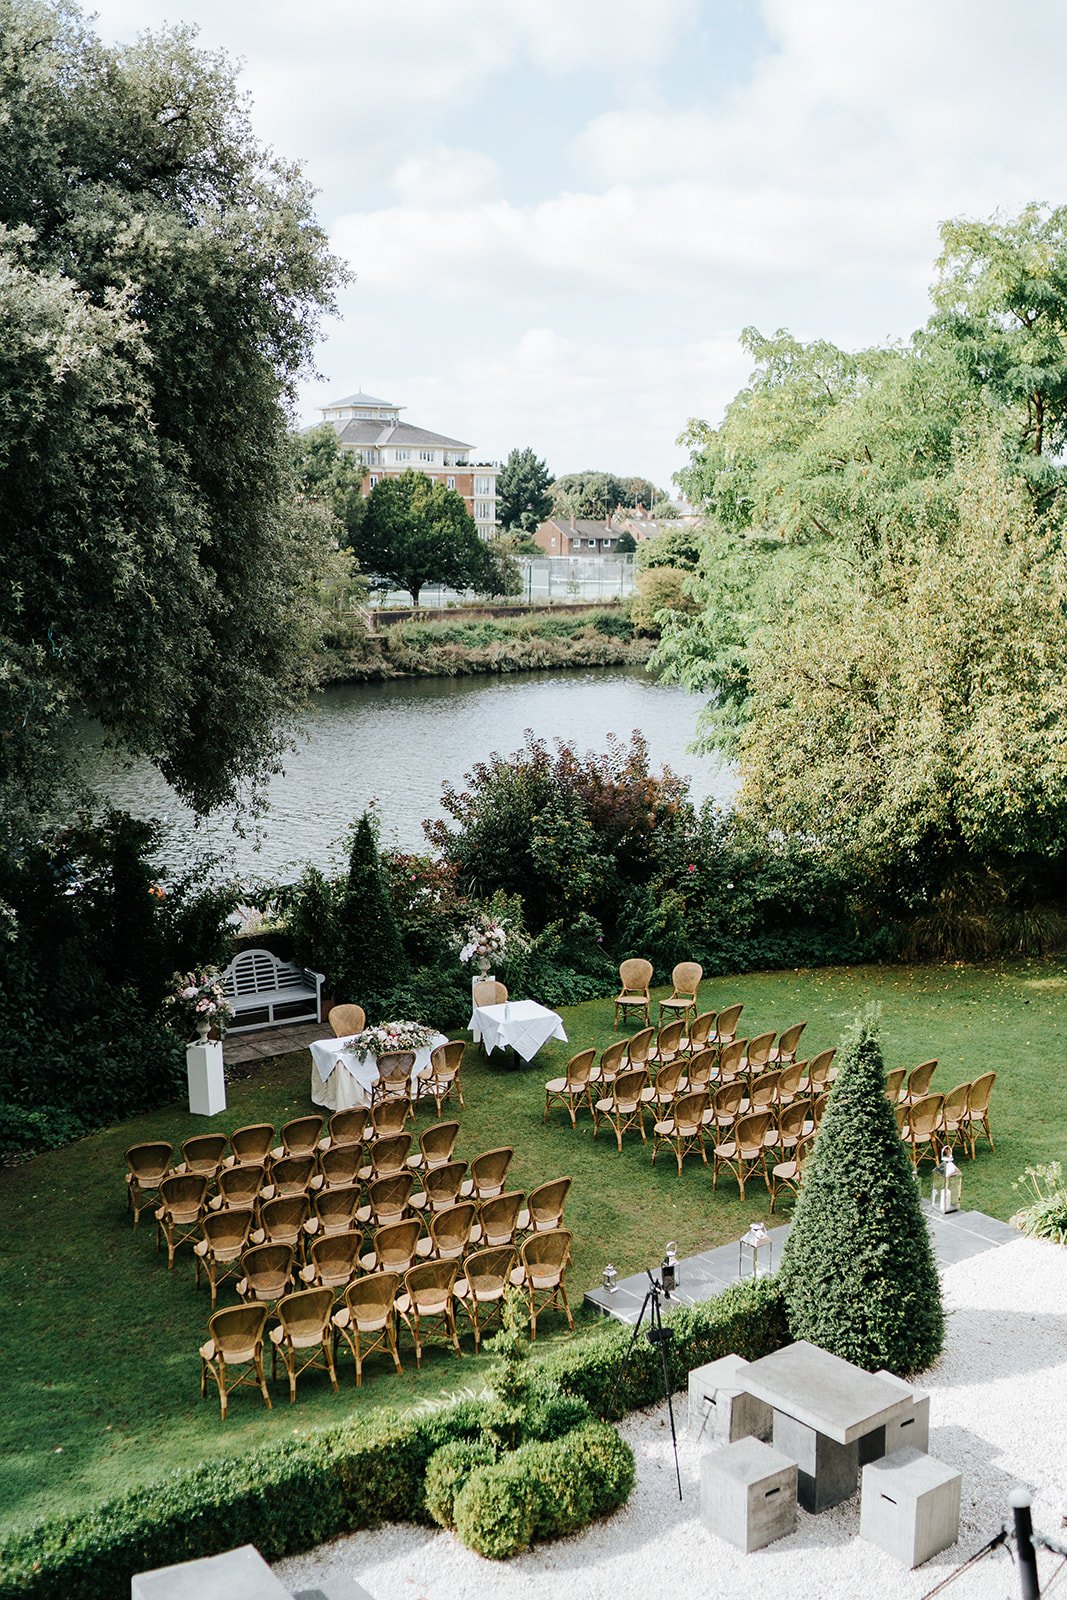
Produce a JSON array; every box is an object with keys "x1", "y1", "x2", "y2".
[
  {"x1": 309, "y1": 1032, "x2": 449, "y2": 1111},
  {"x1": 469, "y1": 1000, "x2": 567, "y2": 1063}
]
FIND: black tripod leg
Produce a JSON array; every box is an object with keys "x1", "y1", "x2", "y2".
[
  {"x1": 608, "y1": 1292, "x2": 651, "y2": 1418},
  {"x1": 650, "y1": 1295, "x2": 683, "y2": 1500}
]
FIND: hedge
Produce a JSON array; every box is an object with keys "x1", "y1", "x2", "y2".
[{"x1": 0, "y1": 1278, "x2": 787, "y2": 1597}]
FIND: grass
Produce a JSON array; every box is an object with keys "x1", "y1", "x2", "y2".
[{"x1": 1, "y1": 957, "x2": 1065, "y2": 1538}]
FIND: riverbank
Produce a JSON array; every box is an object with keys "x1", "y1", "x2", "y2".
[{"x1": 318, "y1": 605, "x2": 653, "y2": 684}]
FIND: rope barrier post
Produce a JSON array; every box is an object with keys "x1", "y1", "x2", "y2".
[{"x1": 1011, "y1": 1487, "x2": 1041, "y2": 1600}]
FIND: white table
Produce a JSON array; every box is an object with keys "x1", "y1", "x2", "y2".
[
  {"x1": 309, "y1": 1032, "x2": 449, "y2": 1111},
  {"x1": 469, "y1": 999, "x2": 567, "y2": 1063}
]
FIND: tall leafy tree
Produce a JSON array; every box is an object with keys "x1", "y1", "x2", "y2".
[
  {"x1": 334, "y1": 811, "x2": 407, "y2": 1012},
  {"x1": 292, "y1": 424, "x2": 368, "y2": 544},
  {"x1": 550, "y1": 470, "x2": 626, "y2": 520},
  {"x1": 353, "y1": 470, "x2": 490, "y2": 606},
  {"x1": 496, "y1": 447, "x2": 553, "y2": 533},
  {"x1": 0, "y1": 0, "x2": 343, "y2": 831}
]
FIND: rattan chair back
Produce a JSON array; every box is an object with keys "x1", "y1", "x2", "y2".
[
  {"x1": 368, "y1": 1099, "x2": 408, "y2": 1139},
  {"x1": 745, "y1": 1032, "x2": 776, "y2": 1073},
  {"x1": 748, "y1": 1070, "x2": 780, "y2": 1111},
  {"x1": 472, "y1": 979, "x2": 508, "y2": 1006},
  {"x1": 906, "y1": 1059, "x2": 938, "y2": 1101},
  {"x1": 258, "y1": 1193, "x2": 311, "y2": 1246},
  {"x1": 653, "y1": 1059, "x2": 686, "y2": 1101},
  {"x1": 228, "y1": 1124, "x2": 273, "y2": 1166},
  {"x1": 884, "y1": 1067, "x2": 907, "y2": 1101},
  {"x1": 421, "y1": 1159, "x2": 468, "y2": 1211},
  {"x1": 303, "y1": 1230, "x2": 360, "y2": 1289},
  {"x1": 468, "y1": 1146, "x2": 514, "y2": 1200},
  {"x1": 478, "y1": 1189, "x2": 524, "y2": 1247},
  {"x1": 320, "y1": 1145, "x2": 362, "y2": 1189},
  {"x1": 268, "y1": 1154, "x2": 318, "y2": 1197},
  {"x1": 180, "y1": 1134, "x2": 228, "y2": 1177},
  {"x1": 214, "y1": 1163, "x2": 267, "y2": 1211},
  {"x1": 313, "y1": 1185, "x2": 362, "y2": 1235},
  {"x1": 238, "y1": 1242, "x2": 294, "y2": 1302},
  {"x1": 686, "y1": 1048, "x2": 716, "y2": 1089},
  {"x1": 279, "y1": 1115, "x2": 324, "y2": 1157},
  {"x1": 375, "y1": 1051, "x2": 416, "y2": 1105},
  {"x1": 596, "y1": 1039, "x2": 628, "y2": 1084},
  {"x1": 718, "y1": 1040, "x2": 746, "y2": 1081},
  {"x1": 199, "y1": 1302, "x2": 271, "y2": 1420},
  {"x1": 428, "y1": 1200, "x2": 478, "y2": 1258},
  {"x1": 625, "y1": 1026, "x2": 655, "y2": 1067},
  {"x1": 367, "y1": 1132, "x2": 413, "y2": 1178},
  {"x1": 418, "y1": 1121, "x2": 461, "y2": 1169},
  {"x1": 366, "y1": 1171, "x2": 415, "y2": 1225},
  {"x1": 687, "y1": 1011, "x2": 716, "y2": 1051},
  {"x1": 525, "y1": 1176, "x2": 571, "y2": 1232},
  {"x1": 713, "y1": 1003, "x2": 744, "y2": 1044},
  {"x1": 328, "y1": 1003, "x2": 366, "y2": 1038},
  {"x1": 368, "y1": 1218, "x2": 422, "y2": 1274},
  {"x1": 125, "y1": 1141, "x2": 173, "y2": 1227},
  {"x1": 327, "y1": 1107, "x2": 370, "y2": 1149},
  {"x1": 711, "y1": 1080, "x2": 745, "y2": 1124},
  {"x1": 775, "y1": 1022, "x2": 807, "y2": 1062}
]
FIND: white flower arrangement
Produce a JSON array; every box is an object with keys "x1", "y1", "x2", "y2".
[
  {"x1": 164, "y1": 968, "x2": 234, "y2": 1037},
  {"x1": 459, "y1": 916, "x2": 509, "y2": 966},
  {"x1": 345, "y1": 1020, "x2": 437, "y2": 1055}
]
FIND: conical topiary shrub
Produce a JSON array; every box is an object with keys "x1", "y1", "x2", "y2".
[
  {"x1": 778, "y1": 1013, "x2": 944, "y2": 1375},
  {"x1": 333, "y1": 810, "x2": 407, "y2": 1013}
]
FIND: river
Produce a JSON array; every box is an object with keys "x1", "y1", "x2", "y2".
[{"x1": 80, "y1": 668, "x2": 736, "y2": 882}]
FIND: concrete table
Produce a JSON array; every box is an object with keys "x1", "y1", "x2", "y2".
[{"x1": 740, "y1": 1340, "x2": 912, "y2": 1512}]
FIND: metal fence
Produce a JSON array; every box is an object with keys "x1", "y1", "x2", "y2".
[{"x1": 368, "y1": 556, "x2": 635, "y2": 611}]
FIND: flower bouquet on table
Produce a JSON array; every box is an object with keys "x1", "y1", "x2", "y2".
[
  {"x1": 165, "y1": 969, "x2": 234, "y2": 1042},
  {"x1": 459, "y1": 915, "x2": 509, "y2": 974},
  {"x1": 345, "y1": 1020, "x2": 437, "y2": 1056}
]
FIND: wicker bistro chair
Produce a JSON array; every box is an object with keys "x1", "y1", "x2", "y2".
[
  {"x1": 614, "y1": 958, "x2": 653, "y2": 1027},
  {"x1": 418, "y1": 1041, "x2": 465, "y2": 1116},
  {"x1": 625, "y1": 1026, "x2": 656, "y2": 1071},
  {"x1": 367, "y1": 1100, "x2": 409, "y2": 1141},
  {"x1": 397, "y1": 1260, "x2": 463, "y2": 1366},
  {"x1": 310, "y1": 1185, "x2": 362, "y2": 1240},
  {"x1": 455, "y1": 1246, "x2": 516, "y2": 1352},
  {"x1": 745, "y1": 1070, "x2": 781, "y2": 1117},
  {"x1": 741, "y1": 1033, "x2": 776, "y2": 1080},
  {"x1": 269, "y1": 1287, "x2": 339, "y2": 1403},
  {"x1": 264, "y1": 1154, "x2": 322, "y2": 1201},
  {"x1": 650, "y1": 1059, "x2": 687, "y2": 1114},
  {"x1": 319, "y1": 1107, "x2": 370, "y2": 1153},
  {"x1": 194, "y1": 1207, "x2": 254, "y2": 1307},
  {"x1": 588, "y1": 1039, "x2": 628, "y2": 1098},
  {"x1": 903, "y1": 1059, "x2": 938, "y2": 1106},
  {"x1": 517, "y1": 1176, "x2": 571, "y2": 1235},
  {"x1": 651, "y1": 1019, "x2": 687, "y2": 1071},
  {"x1": 713, "y1": 1110, "x2": 775, "y2": 1201},
  {"x1": 210, "y1": 1162, "x2": 268, "y2": 1215},
  {"x1": 271, "y1": 1116, "x2": 323, "y2": 1161},
  {"x1": 461, "y1": 1147, "x2": 514, "y2": 1202},
  {"x1": 155, "y1": 1173, "x2": 208, "y2": 1268},
  {"x1": 125, "y1": 1142, "x2": 173, "y2": 1229},
  {"x1": 358, "y1": 1131, "x2": 413, "y2": 1182},
  {"x1": 200, "y1": 1303, "x2": 272, "y2": 1421},
  {"x1": 938, "y1": 1083, "x2": 971, "y2": 1154},
  {"x1": 768, "y1": 1022, "x2": 807, "y2": 1066},
  {"x1": 299, "y1": 1230, "x2": 362, "y2": 1293},
  {"x1": 775, "y1": 1060, "x2": 806, "y2": 1107},
  {"x1": 709, "y1": 1003, "x2": 744, "y2": 1047},
  {"x1": 685, "y1": 1011, "x2": 716, "y2": 1055},
  {"x1": 373, "y1": 1051, "x2": 416, "y2": 1117},
  {"x1": 226, "y1": 1124, "x2": 274, "y2": 1168},
  {"x1": 176, "y1": 1134, "x2": 228, "y2": 1181},
  {"x1": 963, "y1": 1071, "x2": 996, "y2": 1157},
  {"x1": 685, "y1": 1048, "x2": 717, "y2": 1092},
  {"x1": 332, "y1": 1272, "x2": 403, "y2": 1386},
  {"x1": 900, "y1": 1093, "x2": 945, "y2": 1167},
  {"x1": 884, "y1": 1067, "x2": 907, "y2": 1104},
  {"x1": 236, "y1": 1243, "x2": 295, "y2": 1305},
  {"x1": 768, "y1": 1134, "x2": 814, "y2": 1215},
  {"x1": 408, "y1": 1121, "x2": 461, "y2": 1172},
  {"x1": 328, "y1": 1003, "x2": 366, "y2": 1039},
  {"x1": 420, "y1": 1201, "x2": 479, "y2": 1261},
  {"x1": 717, "y1": 1039, "x2": 747, "y2": 1085},
  {"x1": 543, "y1": 1049, "x2": 597, "y2": 1128},
  {"x1": 658, "y1": 962, "x2": 703, "y2": 1026},
  {"x1": 472, "y1": 979, "x2": 508, "y2": 1009},
  {"x1": 772, "y1": 1098, "x2": 813, "y2": 1161},
  {"x1": 254, "y1": 1194, "x2": 313, "y2": 1255},
  {"x1": 413, "y1": 1159, "x2": 468, "y2": 1214},
  {"x1": 319, "y1": 1144, "x2": 362, "y2": 1191},
  {"x1": 477, "y1": 1190, "x2": 524, "y2": 1248},
  {"x1": 359, "y1": 1217, "x2": 423, "y2": 1276},
  {"x1": 355, "y1": 1172, "x2": 415, "y2": 1230},
  {"x1": 593, "y1": 1067, "x2": 655, "y2": 1152},
  {"x1": 509, "y1": 1229, "x2": 574, "y2": 1340},
  {"x1": 652, "y1": 1090, "x2": 711, "y2": 1176},
  {"x1": 709, "y1": 1080, "x2": 746, "y2": 1137},
  {"x1": 800, "y1": 1049, "x2": 838, "y2": 1110}
]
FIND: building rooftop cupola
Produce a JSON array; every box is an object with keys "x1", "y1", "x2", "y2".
[{"x1": 320, "y1": 391, "x2": 403, "y2": 425}]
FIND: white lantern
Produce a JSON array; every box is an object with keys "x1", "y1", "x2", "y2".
[
  {"x1": 931, "y1": 1148, "x2": 962, "y2": 1214},
  {"x1": 739, "y1": 1220, "x2": 773, "y2": 1278},
  {"x1": 661, "y1": 1241, "x2": 679, "y2": 1294},
  {"x1": 602, "y1": 1263, "x2": 618, "y2": 1293}
]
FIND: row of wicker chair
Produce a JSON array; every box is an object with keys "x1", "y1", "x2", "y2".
[
  {"x1": 894, "y1": 1076, "x2": 996, "y2": 1164},
  {"x1": 200, "y1": 1230, "x2": 575, "y2": 1419}
]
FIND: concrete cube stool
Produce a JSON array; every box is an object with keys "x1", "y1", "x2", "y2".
[
  {"x1": 875, "y1": 1370, "x2": 930, "y2": 1454},
  {"x1": 860, "y1": 1448, "x2": 961, "y2": 1568},
  {"x1": 132, "y1": 1545, "x2": 292, "y2": 1599},
  {"x1": 688, "y1": 1354, "x2": 772, "y2": 1447},
  {"x1": 701, "y1": 1436, "x2": 797, "y2": 1553}
]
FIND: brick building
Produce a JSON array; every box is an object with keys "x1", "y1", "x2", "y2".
[{"x1": 319, "y1": 391, "x2": 498, "y2": 538}]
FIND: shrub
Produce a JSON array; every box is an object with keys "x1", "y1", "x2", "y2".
[
  {"x1": 778, "y1": 1013, "x2": 945, "y2": 1376},
  {"x1": 333, "y1": 811, "x2": 407, "y2": 1012},
  {"x1": 564, "y1": 1421, "x2": 637, "y2": 1517},
  {"x1": 424, "y1": 1440, "x2": 496, "y2": 1530},
  {"x1": 453, "y1": 1460, "x2": 537, "y2": 1559},
  {"x1": 520, "y1": 1437, "x2": 597, "y2": 1541},
  {"x1": 630, "y1": 566, "x2": 698, "y2": 636},
  {"x1": 1011, "y1": 1162, "x2": 1067, "y2": 1244}
]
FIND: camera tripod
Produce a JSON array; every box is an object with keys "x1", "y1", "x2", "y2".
[{"x1": 609, "y1": 1270, "x2": 682, "y2": 1500}]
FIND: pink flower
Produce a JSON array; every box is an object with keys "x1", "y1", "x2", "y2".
[{"x1": 687, "y1": 864, "x2": 696, "y2": 873}]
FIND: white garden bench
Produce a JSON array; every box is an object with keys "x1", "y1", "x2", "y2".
[{"x1": 220, "y1": 948, "x2": 324, "y2": 1033}]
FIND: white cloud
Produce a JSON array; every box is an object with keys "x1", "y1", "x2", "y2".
[{"x1": 390, "y1": 148, "x2": 501, "y2": 209}]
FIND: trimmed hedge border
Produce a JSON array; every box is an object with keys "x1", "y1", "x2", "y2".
[{"x1": 0, "y1": 1278, "x2": 787, "y2": 1598}]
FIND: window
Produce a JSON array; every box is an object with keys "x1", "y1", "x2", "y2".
[
  {"x1": 395, "y1": 448, "x2": 411, "y2": 461},
  {"x1": 475, "y1": 501, "x2": 493, "y2": 521},
  {"x1": 369, "y1": 474, "x2": 379, "y2": 487},
  {"x1": 475, "y1": 476, "x2": 492, "y2": 496},
  {"x1": 419, "y1": 449, "x2": 435, "y2": 462},
  {"x1": 446, "y1": 476, "x2": 455, "y2": 490}
]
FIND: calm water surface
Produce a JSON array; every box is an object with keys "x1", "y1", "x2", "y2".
[{"x1": 82, "y1": 669, "x2": 735, "y2": 880}]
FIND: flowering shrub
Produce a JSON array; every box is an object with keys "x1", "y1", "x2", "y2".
[
  {"x1": 165, "y1": 969, "x2": 234, "y2": 1038},
  {"x1": 460, "y1": 915, "x2": 509, "y2": 966},
  {"x1": 345, "y1": 1020, "x2": 437, "y2": 1054}
]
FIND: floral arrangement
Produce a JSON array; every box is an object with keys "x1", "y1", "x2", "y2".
[
  {"x1": 165, "y1": 968, "x2": 234, "y2": 1038},
  {"x1": 459, "y1": 915, "x2": 509, "y2": 967},
  {"x1": 345, "y1": 1020, "x2": 437, "y2": 1055}
]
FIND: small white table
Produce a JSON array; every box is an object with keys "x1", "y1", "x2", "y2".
[
  {"x1": 309, "y1": 1032, "x2": 449, "y2": 1111},
  {"x1": 469, "y1": 999, "x2": 567, "y2": 1063}
]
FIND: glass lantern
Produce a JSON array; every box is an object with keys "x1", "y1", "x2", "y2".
[
  {"x1": 931, "y1": 1148, "x2": 962, "y2": 1214},
  {"x1": 739, "y1": 1220, "x2": 773, "y2": 1278},
  {"x1": 602, "y1": 1263, "x2": 618, "y2": 1294},
  {"x1": 661, "y1": 1241, "x2": 679, "y2": 1295}
]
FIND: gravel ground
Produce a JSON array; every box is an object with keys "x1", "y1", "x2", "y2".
[{"x1": 276, "y1": 1238, "x2": 1067, "y2": 1600}]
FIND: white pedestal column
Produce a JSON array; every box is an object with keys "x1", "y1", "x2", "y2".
[{"x1": 186, "y1": 1040, "x2": 226, "y2": 1116}]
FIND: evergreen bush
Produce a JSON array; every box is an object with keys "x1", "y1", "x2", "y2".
[
  {"x1": 333, "y1": 811, "x2": 407, "y2": 1012},
  {"x1": 778, "y1": 1013, "x2": 945, "y2": 1375},
  {"x1": 423, "y1": 1440, "x2": 496, "y2": 1530}
]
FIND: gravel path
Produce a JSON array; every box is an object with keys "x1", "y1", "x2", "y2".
[{"x1": 276, "y1": 1238, "x2": 1067, "y2": 1600}]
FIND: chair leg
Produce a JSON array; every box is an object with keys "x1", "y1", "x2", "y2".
[{"x1": 256, "y1": 1351, "x2": 272, "y2": 1410}]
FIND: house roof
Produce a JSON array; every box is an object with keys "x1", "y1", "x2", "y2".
[
  {"x1": 323, "y1": 390, "x2": 398, "y2": 411},
  {"x1": 335, "y1": 420, "x2": 473, "y2": 451}
]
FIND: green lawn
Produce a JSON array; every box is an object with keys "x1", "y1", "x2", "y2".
[{"x1": 2, "y1": 958, "x2": 1065, "y2": 1538}]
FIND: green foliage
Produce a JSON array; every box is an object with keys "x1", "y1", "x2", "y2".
[
  {"x1": 424, "y1": 1440, "x2": 497, "y2": 1530},
  {"x1": 1011, "y1": 1162, "x2": 1067, "y2": 1245},
  {"x1": 614, "y1": 529, "x2": 637, "y2": 553},
  {"x1": 353, "y1": 471, "x2": 491, "y2": 605},
  {"x1": 497, "y1": 447, "x2": 554, "y2": 532},
  {"x1": 0, "y1": 0, "x2": 343, "y2": 829},
  {"x1": 292, "y1": 423, "x2": 368, "y2": 544},
  {"x1": 779, "y1": 1015, "x2": 945, "y2": 1375},
  {"x1": 481, "y1": 1291, "x2": 534, "y2": 1451},
  {"x1": 636, "y1": 524, "x2": 704, "y2": 571},
  {"x1": 631, "y1": 565, "x2": 699, "y2": 636},
  {"x1": 274, "y1": 866, "x2": 342, "y2": 983},
  {"x1": 551, "y1": 470, "x2": 626, "y2": 519},
  {"x1": 452, "y1": 1458, "x2": 537, "y2": 1559},
  {"x1": 333, "y1": 812, "x2": 407, "y2": 1011}
]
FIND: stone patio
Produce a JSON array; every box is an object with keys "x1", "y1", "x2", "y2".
[
  {"x1": 223, "y1": 1021, "x2": 324, "y2": 1067},
  {"x1": 583, "y1": 1207, "x2": 1018, "y2": 1324}
]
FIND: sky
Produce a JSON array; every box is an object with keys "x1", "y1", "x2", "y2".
[{"x1": 89, "y1": 0, "x2": 1067, "y2": 492}]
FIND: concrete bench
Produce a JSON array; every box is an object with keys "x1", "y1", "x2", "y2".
[
  {"x1": 688, "y1": 1354, "x2": 772, "y2": 1448},
  {"x1": 221, "y1": 949, "x2": 324, "y2": 1033}
]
